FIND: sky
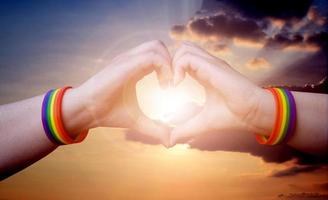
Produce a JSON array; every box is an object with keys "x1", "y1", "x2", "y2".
[{"x1": 0, "y1": 0, "x2": 327, "y2": 200}]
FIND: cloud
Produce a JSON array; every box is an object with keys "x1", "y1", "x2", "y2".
[
  {"x1": 189, "y1": 13, "x2": 266, "y2": 42},
  {"x1": 246, "y1": 57, "x2": 271, "y2": 70},
  {"x1": 233, "y1": 38, "x2": 264, "y2": 49},
  {"x1": 270, "y1": 165, "x2": 321, "y2": 177},
  {"x1": 125, "y1": 127, "x2": 328, "y2": 177},
  {"x1": 125, "y1": 101, "x2": 327, "y2": 167},
  {"x1": 202, "y1": 42, "x2": 232, "y2": 57},
  {"x1": 170, "y1": 0, "x2": 327, "y2": 88},
  {"x1": 170, "y1": 25, "x2": 190, "y2": 40},
  {"x1": 285, "y1": 76, "x2": 328, "y2": 94},
  {"x1": 276, "y1": 193, "x2": 328, "y2": 199},
  {"x1": 170, "y1": 0, "x2": 327, "y2": 53},
  {"x1": 307, "y1": 6, "x2": 326, "y2": 26},
  {"x1": 314, "y1": 182, "x2": 328, "y2": 191},
  {"x1": 203, "y1": 0, "x2": 313, "y2": 20},
  {"x1": 170, "y1": 11, "x2": 266, "y2": 43}
]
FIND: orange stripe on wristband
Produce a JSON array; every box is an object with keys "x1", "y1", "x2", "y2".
[
  {"x1": 255, "y1": 87, "x2": 296, "y2": 146},
  {"x1": 54, "y1": 87, "x2": 88, "y2": 144},
  {"x1": 53, "y1": 87, "x2": 75, "y2": 144}
]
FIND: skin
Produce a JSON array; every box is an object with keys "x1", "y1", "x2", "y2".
[
  {"x1": 0, "y1": 40, "x2": 172, "y2": 180},
  {"x1": 0, "y1": 40, "x2": 327, "y2": 179},
  {"x1": 170, "y1": 42, "x2": 328, "y2": 156}
]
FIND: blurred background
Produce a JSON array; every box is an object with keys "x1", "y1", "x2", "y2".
[{"x1": 0, "y1": 0, "x2": 327, "y2": 199}]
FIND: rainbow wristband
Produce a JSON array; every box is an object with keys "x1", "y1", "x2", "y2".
[
  {"x1": 41, "y1": 87, "x2": 88, "y2": 145},
  {"x1": 255, "y1": 88, "x2": 296, "y2": 145}
]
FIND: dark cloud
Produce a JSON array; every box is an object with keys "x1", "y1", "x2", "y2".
[
  {"x1": 170, "y1": 0, "x2": 327, "y2": 88},
  {"x1": 265, "y1": 33, "x2": 304, "y2": 49},
  {"x1": 125, "y1": 100, "x2": 328, "y2": 169},
  {"x1": 270, "y1": 165, "x2": 321, "y2": 177},
  {"x1": 314, "y1": 182, "x2": 328, "y2": 191},
  {"x1": 278, "y1": 76, "x2": 328, "y2": 94},
  {"x1": 171, "y1": 0, "x2": 327, "y2": 51},
  {"x1": 276, "y1": 193, "x2": 328, "y2": 199},
  {"x1": 307, "y1": 31, "x2": 328, "y2": 49},
  {"x1": 125, "y1": 101, "x2": 328, "y2": 165},
  {"x1": 125, "y1": 128, "x2": 328, "y2": 177},
  {"x1": 188, "y1": 13, "x2": 266, "y2": 41},
  {"x1": 202, "y1": 0, "x2": 313, "y2": 20},
  {"x1": 171, "y1": 25, "x2": 187, "y2": 35},
  {"x1": 264, "y1": 30, "x2": 327, "y2": 50},
  {"x1": 125, "y1": 128, "x2": 299, "y2": 163},
  {"x1": 262, "y1": 51, "x2": 328, "y2": 86}
]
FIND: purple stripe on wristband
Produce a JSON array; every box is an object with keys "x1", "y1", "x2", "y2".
[
  {"x1": 283, "y1": 89, "x2": 297, "y2": 143},
  {"x1": 41, "y1": 90, "x2": 57, "y2": 144}
]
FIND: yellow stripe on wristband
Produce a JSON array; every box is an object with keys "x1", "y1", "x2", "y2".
[{"x1": 274, "y1": 88, "x2": 287, "y2": 144}]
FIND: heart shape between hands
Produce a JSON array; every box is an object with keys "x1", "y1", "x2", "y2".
[
  {"x1": 130, "y1": 41, "x2": 260, "y2": 147},
  {"x1": 83, "y1": 40, "x2": 261, "y2": 148},
  {"x1": 118, "y1": 42, "x2": 214, "y2": 147},
  {"x1": 136, "y1": 73, "x2": 205, "y2": 127}
]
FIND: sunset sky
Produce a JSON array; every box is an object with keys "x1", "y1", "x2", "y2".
[{"x1": 0, "y1": 0, "x2": 327, "y2": 199}]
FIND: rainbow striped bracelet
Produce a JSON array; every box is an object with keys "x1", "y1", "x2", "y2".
[
  {"x1": 41, "y1": 86, "x2": 88, "y2": 145},
  {"x1": 255, "y1": 88, "x2": 297, "y2": 145}
]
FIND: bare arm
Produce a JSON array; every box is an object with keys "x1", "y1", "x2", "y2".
[
  {"x1": 0, "y1": 40, "x2": 172, "y2": 180},
  {"x1": 253, "y1": 90, "x2": 328, "y2": 155},
  {"x1": 171, "y1": 42, "x2": 328, "y2": 156},
  {"x1": 0, "y1": 88, "x2": 90, "y2": 180}
]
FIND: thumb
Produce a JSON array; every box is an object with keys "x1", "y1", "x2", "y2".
[{"x1": 170, "y1": 111, "x2": 209, "y2": 146}]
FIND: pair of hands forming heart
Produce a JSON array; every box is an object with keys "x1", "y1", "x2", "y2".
[{"x1": 71, "y1": 40, "x2": 271, "y2": 147}]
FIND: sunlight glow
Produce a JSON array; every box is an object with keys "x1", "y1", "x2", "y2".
[
  {"x1": 154, "y1": 88, "x2": 190, "y2": 123},
  {"x1": 168, "y1": 144, "x2": 190, "y2": 154},
  {"x1": 136, "y1": 73, "x2": 205, "y2": 125}
]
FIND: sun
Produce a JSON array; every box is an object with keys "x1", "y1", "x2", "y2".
[
  {"x1": 136, "y1": 72, "x2": 205, "y2": 124},
  {"x1": 154, "y1": 87, "x2": 190, "y2": 123}
]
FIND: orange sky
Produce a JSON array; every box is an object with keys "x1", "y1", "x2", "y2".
[{"x1": 0, "y1": 128, "x2": 327, "y2": 200}]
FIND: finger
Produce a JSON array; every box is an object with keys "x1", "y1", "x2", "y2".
[
  {"x1": 172, "y1": 61, "x2": 186, "y2": 86},
  {"x1": 174, "y1": 42, "x2": 214, "y2": 62},
  {"x1": 133, "y1": 114, "x2": 171, "y2": 147},
  {"x1": 170, "y1": 111, "x2": 209, "y2": 146},
  {"x1": 128, "y1": 40, "x2": 171, "y2": 61},
  {"x1": 129, "y1": 40, "x2": 172, "y2": 88},
  {"x1": 180, "y1": 42, "x2": 232, "y2": 70},
  {"x1": 128, "y1": 50, "x2": 171, "y2": 88},
  {"x1": 173, "y1": 51, "x2": 215, "y2": 87}
]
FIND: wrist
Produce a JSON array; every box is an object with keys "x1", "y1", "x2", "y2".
[
  {"x1": 246, "y1": 88, "x2": 275, "y2": 136},
  {"x1": 61, "y1": 87, "x2": 95, "y2": 138}
]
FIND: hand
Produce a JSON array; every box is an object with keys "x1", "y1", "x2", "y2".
[
  {"x1": 70, "y1": 40, "x2": 172, "y2": 146},
  {"x1": 170, "y1": 42, "x2": 271, "y2": 145}
]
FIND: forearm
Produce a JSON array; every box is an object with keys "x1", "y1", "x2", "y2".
[
  {"x1": 0, "y1": 87, "x2": 93, "y2": 179},
  {"x1": 287, "y1": 92, "x2": 328, "y2": 155},
  {"x1": 0, "y1": 95, "x2": 57, "y2": 179},
  {"x1": 250, "y1": 90, "x2": 328, "y2": 156}
]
